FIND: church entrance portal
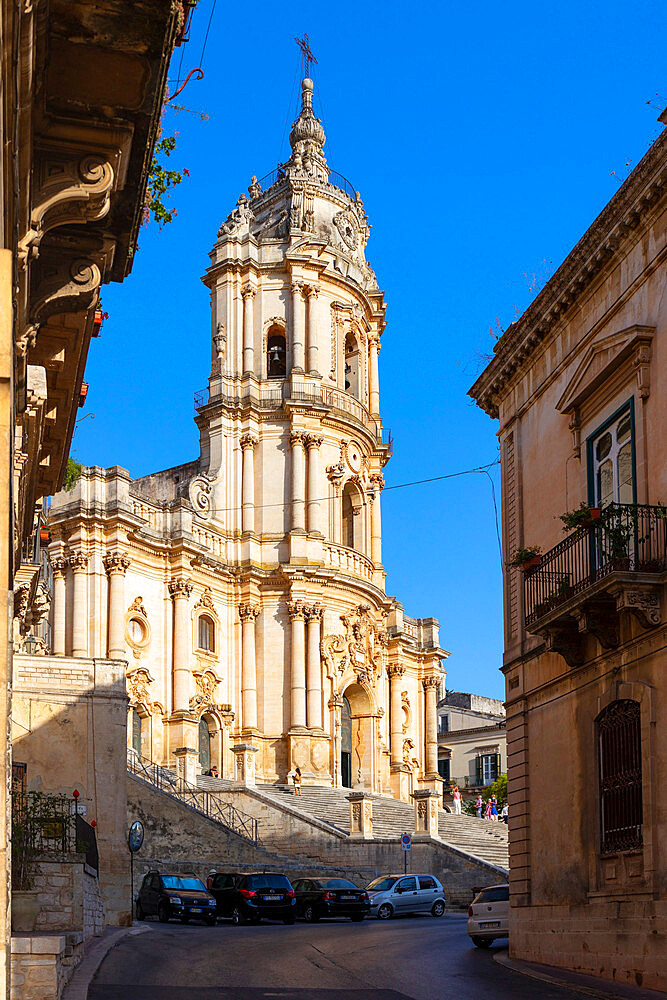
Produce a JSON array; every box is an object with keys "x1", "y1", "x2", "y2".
[
  {"x1": 341, "y1": 696, "x2": 352, "y2": 787},
  {"x1": 198, "y1": 718, "x2": 211, "y2": 772}
]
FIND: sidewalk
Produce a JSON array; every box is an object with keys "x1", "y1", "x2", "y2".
[
  {"x1": 494, "y1": 950, "x2": 665, "y2": 1000},
  {"x1": 62, "y1": 924, "x2": 150, "y2": 1000}
]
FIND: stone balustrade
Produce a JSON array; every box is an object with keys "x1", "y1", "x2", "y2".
[{"x1": 323, "y1": 542, "x2": 374, "y2": 581}]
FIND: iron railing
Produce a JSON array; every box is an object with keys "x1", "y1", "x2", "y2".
[
  {"x1": 598, "y1": 699, "x2": 643, "y2": 854},
  {"x1": 524, "y1": 503, "x2": 666, "y2": 626},
  {"x1": 127, "y1": 751, "x2": 259, "y2": 846},
  {"x1": 248, "y1": 166, "x2": 357, "y2": 202},
  {"x1": 328, "y1": 170, "x2": 357, "y2": 200}
]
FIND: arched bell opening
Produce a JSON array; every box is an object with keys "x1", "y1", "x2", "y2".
[
  {"x1": 344, "y1": 331, "x2": 360, "y2": 400},
  {"x1": 267, "y1": 327, "x2": 287, "y2": 379},
  {"x1": 342, "y1": 480, "x2": 364, "y2": 552}
]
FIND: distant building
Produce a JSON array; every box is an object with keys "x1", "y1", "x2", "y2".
[
  {"x1": 469, "y1": 112, "x2": 666, "y2": 989},
  {"x1": 437, "y1": 692, "x2": 506, "y2": 793}
]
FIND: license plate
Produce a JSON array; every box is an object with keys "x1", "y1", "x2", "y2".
[
  {"x1": 340, "y1": 895, "x2": 356, "y2": 900},
  {"x1": 479, "y1": 921, "x2": 500, "y2": 928},
  {"x1": 190, "y1": 908, "x2": 202, "y2": 913},
  {"x1": 264, "y1": 895, "x2": 281, "y2": 901}
]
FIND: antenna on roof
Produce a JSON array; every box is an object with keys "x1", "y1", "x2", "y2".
[{"x1": 294, "y1": 33, "x2": 317, "y2": 79}]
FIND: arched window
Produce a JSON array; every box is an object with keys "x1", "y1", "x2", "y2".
[
  {"x1": 597, "y1": 699, "x2": 642, "y2": 854},
  {"x1": 130, "y1": 707, "x2": 142, "y2": 757},
  {"x1": 344, "y1": 332, "x2": 360, "y2": 400},
  {"x1": 197, "y1": 614, "x2": 215, "y2": 653},
  {"x1": 267, "y1": 329, "x2": 287, "y2": 378},
  {"x1": 342, "y1": 481, "x2": 363, "y2": 551}
]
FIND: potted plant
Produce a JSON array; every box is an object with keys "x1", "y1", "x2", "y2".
[
  {"x1": 510, "y1": 546, "x2": 542, "y2": 571},
  {"x1": 11, "y1": 794, "x2": 41, "y2": 932},
  {"x1": 39, "y1": 526, "x2": 50, "y2": 545},
  {"x1": 559, "y1": 502, "x2": 602, "y2": 531}
]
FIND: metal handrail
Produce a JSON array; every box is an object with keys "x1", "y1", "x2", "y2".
[
  {"x1": 524, "y1": 502, "x2": 667, "y2": 626},
  {"x1": 127, "y1": 751, "x2": 259, "y2": 846},
  {"x1": 247, "y1": 165, "x2": 357, "y2": 202}
]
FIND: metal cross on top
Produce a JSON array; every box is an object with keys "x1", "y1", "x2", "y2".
[{"x1": 295, "y1": 33, "x2": 317, "y2": 79}]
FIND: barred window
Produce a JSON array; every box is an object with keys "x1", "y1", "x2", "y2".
[{"x1": 597, "y1": 699, "x2": 642, "y2": 854}]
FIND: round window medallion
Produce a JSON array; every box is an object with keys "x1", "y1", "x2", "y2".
[
  {"x1": 347, "y1": 441, "x2": 362, "y2": 474},
  {"x1": 127, "y1": 618, "x2": 145, "y2": 643}
]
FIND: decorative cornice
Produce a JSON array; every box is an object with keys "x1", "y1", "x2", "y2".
[{"x1": 469, "y1": 129, "x2": 667, "y2": 418}]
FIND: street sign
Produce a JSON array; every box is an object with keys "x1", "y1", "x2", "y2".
[
  {"x1": 401, "y1": 833, "x2": 412, "y2": 852},
  {"x1": 128, "y1": 820, "x2": 144, "y2": 854}
]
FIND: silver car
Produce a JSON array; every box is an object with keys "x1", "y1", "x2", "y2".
[{"x1": 366, "y1": 874, "x2": 446, "y2": 920}]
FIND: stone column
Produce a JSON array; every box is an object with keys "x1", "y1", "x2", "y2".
[
  {"x1": 239, "y1": 604, "x2": 260, "y2": 731},
  {"x1": 291, "y1": 280, "x2": 306, "y2": 372},
  {"x1": 388, "y1": 664, "x2": 406, "y2": 766},
  {"x1": 51, "y1": 557, "x2": 68, "y2": 656},
  {"x1": 327, "y1": 466, "x2": 345, "y2": 543},
  {"x1": 368, "y1": 334, "x2": 381, "y2": 415},
  {"x1": 290, "y1": 431, "x2": 307, "y2": 532},
  {"x1": 347, "y1": 791, "x2": 374, "y2": 839},
  {"x1": 104, "y1": 552, "x2": 130, "y2": 659},
  {"x1": 169, "y1": 578, "x2": 193, "y2": 712},
  {"x1": 69, "y1": 552, "x2": 89, "y2": 658},
  {"x1": 241, "y1": 286, "x2": 256, "y2": 374},
  {"x1": 306, "y1": 604, "x2": 323, "y2": 730},
  {"x1": 232, "y1": 744, "x2": 258, "y2": 788},
  {"x1": 240, "y1": 433, "x2": 258, "y2": 534},
  {"x1": 423, "y1": 675, "x2": 440, "y2": 776},
  {"x1": 305, "y1": 284, "x2": 320, "y2": 374},
  {"x1": 306, "y1": 434, "x2": 323, "y2": 535},
  {"x1": 370, "y1": 474, "x2": 384, "y2": 565},
  {"x1": 288, "y1": 601, "x2": 308, "y2": 729},
  {"x1": 412, "y1": 788, "x2": 440, "y2": 840}
]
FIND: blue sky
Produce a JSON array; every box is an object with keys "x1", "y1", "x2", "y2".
[{"x1": 73, "y1": 1, "x2": 664, "y2": 700}]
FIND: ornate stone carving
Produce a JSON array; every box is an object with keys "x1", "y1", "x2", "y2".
[
  {"x1": 213, "y1": 323, "x2": 226, "y2": 371},
  {"x1": 326, "y1": 462, "x2": 345, "y2": 485},
  {"x1": 573, "y1": 601, "x2": 619, "y2": 650},
  {"x1": 402, "y1": 738, "x2": 415, "y2": 765},
  {"x1": 239, "y1": 603, "x2": 260, "y2": 623},
  {"x1": 333, "y1": 209, "x2": 360, "y2": 252},
  {"x1": 240, "y1": 433, "x2": 259, "y2": 451},
  {"x1": 615, "y1": 589, "x2": 661, "y2": 628},
  {"x1": 127, "y1": 668, "x2": 154, "y2": 708},
  {"x1": 305, "y1": 434, "x2": 323, "y2": 450},
  {"x1": 422, "y1": 675, "x2": 441, "y2": 691},
  {"x1": 190, "y1": 670, "x2": 220, "y2": 712},
  {"x1": 16, "y1": 324, "x2": 38, "y2": 359},
  {"x1": 370, "y1": 474, "x2": 385, "y2": 492},
  {"x1": 387, "y1": 664, "x2": 406, "y2": 680},
  {"x1": 189, "y1": 476, "x2": 213, "y2": 519},
  {"x1": 103, "y1": 552, "x2": 130, "y2": 576},
  {"x1": 241, "y1": 286, "x2": 256, "y2": 301},
  {"x1": 290, "y1": 430, "x2": 308, "y2": 448},
  {"x1": 217, "y1": 193, "x2": 254, "y2": 237},
  {"x1": 401, "y1": 691, "x2": 411, "y2": 734},
  {"x1": 311, "y1": 741, "x2": 328, "y2": 771},
  {"x1": 290, "y1": 279, "x2": 304, "y2": 297},
  {"x1": 248, "y1": 175, "x2": 261, "y2": 199},
  {"x1": 287, "y1": 601, "x2": 309, "y2": 620},
  {"x1": 305, "y1": 603, "x2": 323, "y2": 622},
  {"x1": 321, "y1": 605, "x2": 386, "y2": 684},
  {"x1": 128, "y1": 596, "x2": 148, "y2": 619},
  {"x1": 50, "y1": 556, "x2": 68, "y2": 577},
  {"x1": 68, "y1": 552, "x2": 88, "y2": 572},
  {"x1": 169, "y1": 579, "x2": 193, "y2": 600},
  {"x1": 31, "y1": 256, "x2": 102, "y2": 325},
  {"x1": 194, "y1": 587, "x2": 215, "y2": 613},
  {"x1": 305, "y1": 283, "x2": 320, "y2": 300}
]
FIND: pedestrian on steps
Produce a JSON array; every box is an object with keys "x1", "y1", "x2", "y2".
[
  {"x1": 452, "y1": 785, "x2": 462, "y2": 815},
  {"x1": 485, "y1": 798, "x2": 493, "y2": 820},
  {"x1": 475, "y1": 794, "x2": 483, "y2": 819},
  {"x1": 490, "y1": 795, "x2": 498, "y2": 821},
  {"x1": 292, "y1": 766, "x2": 302, "y2": 796}
]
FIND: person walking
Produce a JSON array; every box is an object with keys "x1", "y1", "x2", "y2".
[
  {"x1": 292, "y1": 766, "x2": 302, "y2": 796},
  {"x1": 452, "y1": 785, "x2": 462, "y2": 815},
  {"x1": 501, "y1": 803, "x2": 509, "y2": 824},
  {"x1": 485, "y1": 797, "x2": 493, "y2": 820},
  {"x1": 475, "y1": 794, "x2": 483, "y2": 819},
  {"x1": 206, "y1": 869, "x2": 217, "y2": 890},
  {"x1": 490, "y1": 795, "x2": 498, "y2": 821}
]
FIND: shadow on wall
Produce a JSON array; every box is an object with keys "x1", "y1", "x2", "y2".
[{"x1": 11, "y1": 655, "x2": 131, "y2": 926}]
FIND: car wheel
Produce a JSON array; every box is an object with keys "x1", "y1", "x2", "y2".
[
  {"x1": 205, "y1": 915, "x2": 217, "y2": 926},
  {"x1": 376, "y1": 903, "x2": 393, "y2": 920},
  {"x1": 472, "y1": 936, "x2": 492, "y2": 948},
  {"x1": 304, "y1": 905, "x2": 319, "y2": 923},
  {"x1": 232, "y1": 906, "x2": 246, "y2": 926},
  {"x1": 431, "y1": 900, "x2": 445, "y2": 918},
  {"x1": 351, "y1": 914, "x2": 365, "y2": 922},
  {"x1": 135, "y1": 901, "x2": 144, "y2": 922},
  {"x1": 283, "y1": 915, "x2": 296, "y2": 925},
  {"x1": 157, "y1": 902, "x2": 169, "y2": 924}
]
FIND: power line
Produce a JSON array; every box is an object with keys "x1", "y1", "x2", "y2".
[{"x1": 198, "y1": 0, "x2": 217, "y2": 69}]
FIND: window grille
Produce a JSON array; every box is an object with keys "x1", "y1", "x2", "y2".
[{"x1": 597, "y1": 699, "x2": 642, "y2": 854}]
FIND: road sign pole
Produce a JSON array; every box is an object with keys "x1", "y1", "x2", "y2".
[{"x1": 404, "y1": 850, "x2": 407, "y2": 875}]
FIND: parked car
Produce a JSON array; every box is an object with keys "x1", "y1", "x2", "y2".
[
  {"x1": 292, "y1": 878, "x2": 370, "y2": 922},
  {"x1": 136, "y1": 871, "x2": 217, "y2": 925},
  {"x1": 467, "y1": 884, "x2": 509, "y2": 947},
  {"x1": 366, "y1": 874, "x2": 446, "y2": 919},
  {"x1": 210, "y1": 871, "x2": 296, "y2": 925}
]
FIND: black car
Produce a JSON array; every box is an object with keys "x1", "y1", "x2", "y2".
[
  {"x1": 293, "y1": 877, "x2": 370, "y2": 922},
  {"x1": 210, "y1": 872, "x2": 296, "y2": 925},
  {"x1": 136, "y1": 871, "x2": 217, "y2": 925}
]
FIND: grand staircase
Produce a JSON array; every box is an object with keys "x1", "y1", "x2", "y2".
[{"x1": 254, "y1": 784, "x2": 509, "y2": 872}]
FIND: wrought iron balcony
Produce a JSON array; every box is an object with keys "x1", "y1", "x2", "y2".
[{"x1": 524, "y1": 503, "x2": 665, "y2": 665}]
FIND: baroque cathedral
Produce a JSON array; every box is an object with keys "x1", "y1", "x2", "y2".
[{"x1": 48, "y1": 77, "x2": 448, "y2": 801}]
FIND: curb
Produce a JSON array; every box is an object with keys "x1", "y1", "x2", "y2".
[
  {"x1": 493, "y1": 950, "x2": 665, "y2": 1000},
  {"x1": 62, "y1": 924, "x2": 151, "y2": 1000}
]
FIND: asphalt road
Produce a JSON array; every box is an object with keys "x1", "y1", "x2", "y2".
[{"x1": 87, "y1": 913, "x2": 590, "y2": 1000}]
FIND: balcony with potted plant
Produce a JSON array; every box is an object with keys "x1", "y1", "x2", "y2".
[{"x1": 523, "y1": 503, "x2": 666, "y2": 666}]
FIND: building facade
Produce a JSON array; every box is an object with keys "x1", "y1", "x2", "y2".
[
  {"x1": 437, "y1": 692, "x2": 506, "y2": 794},
  {"x1": 48, "y1": 78, "x2": 448, "y2": 803},
  {"x1": 470, "y1": 115, "x2": 666, "y2": 988}
]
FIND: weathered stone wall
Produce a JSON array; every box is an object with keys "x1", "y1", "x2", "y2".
[
  {"x1": 10, "y1": 933, "x2": 83, "y2": 1000},
  {"x1": 32, "y1": 858, "x2": 105, "y2": 938}
]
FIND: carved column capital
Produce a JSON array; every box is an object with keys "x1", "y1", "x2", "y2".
[
  {"x1": 169, "y1": 578, "x2": 193, "y2": 600},
  {"x1": 387, "y1": 664, "x2": 406, "y2": 680},
  {"x1": 422, "y1": 674, "x2": 441, "y2": 691},
  {"x1": 241, "y1": 286, "x2": 256, "y2": 300},
  {"x1": 290, "y1": 430, "x2": 308, "y2": 449},
  {"x1": 305, "y1": 603, "x2": 324, "y2": 622},
  {"x1": 50, "y1": 556, "x2": 69, "y2": 577},
  {"x1": 305, "y1": 433, "x2": 323, "y2": 451},
  {"x1": 368, "y1": 333, "x2": 381, "y2": 352},
  {"x1": 240, "y1": 432, "x2": 259, "y2": 451},
  {"x1": 103, "y1": 552, "x2": 130, "y2": 576},
  {"x1": 239, "y1": 603, "x2": 260, "y2": 623},
  {"x1": 290, "y1": 279, "x2": 305, "y2": 297},
  {"x1": 370, "y1": 474, "x2": 385, "y2": 491},
  {"x1": 305, "y1": 283, "x2": 320, "y2": 299},
  {"x1": 68, "y1": 552, "x2": 89, "y2": 572},
  {"x1": 287, "y1": 600, "x2": 309, "y2": 621}
]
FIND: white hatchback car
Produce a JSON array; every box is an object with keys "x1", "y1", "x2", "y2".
[{"x1": 467, "y1": 884, "x2": 509, "y2": 947}]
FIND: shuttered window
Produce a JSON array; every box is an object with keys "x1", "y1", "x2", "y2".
[{"x1": 597, "y1": 699, "x2": 642, "y2": 854}]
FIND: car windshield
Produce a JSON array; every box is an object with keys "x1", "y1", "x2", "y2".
[
  {"x1": 321, "y1": 879, "x2": 356, "y2": 889},
  {"x1": 474, "y1": 886, "x2": 509, "y2": 903},
  {"x1": 247, "y1": 875, "x2": 290, "y2": 890},
  {"x1": 161, "y1": 876, "x2": 206, "y2": 892},
  {"x1": 367, "y1": 876, "x2": 396, "y2": 892}
]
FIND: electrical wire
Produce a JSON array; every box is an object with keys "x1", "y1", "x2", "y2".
[{"x1": 198, "y1": 0, "x2": 217, "y2": 68}]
